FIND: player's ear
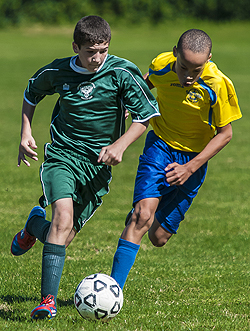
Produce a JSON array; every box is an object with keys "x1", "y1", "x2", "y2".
[
  {"x1": 207, "y1": 53, "x2": 212, "y2": 62},
  {"x1": 72, "y1": 42, "x2": 79, "y2": 54},
  {"x1": 173, "y1": 46, "x2": 178, "y2": 57}
]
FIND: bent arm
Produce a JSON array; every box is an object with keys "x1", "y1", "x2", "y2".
[
  {"x1": 165, "y1": 123, "x2": 233, "y2": 186},
  {"x1": 18, "y1": 99, "x2": 38, "y2": 167},
  {"x1": 97, "y1": 121, "x2": 149, "y2": 166},
  {"x1": 143, "y1": 72, "x2": 154, "y2": 90}
]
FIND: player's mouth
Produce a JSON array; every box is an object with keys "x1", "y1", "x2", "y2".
[
  {"x1": 182, "y1": 81, "x2": 193, "y2": 87},
  {"x1": 89, "y1": 64, "x2": 100, "y2": 71}
]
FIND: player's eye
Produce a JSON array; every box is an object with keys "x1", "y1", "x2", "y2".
[{"x1": 194, "y1": 68, "x2": 203, "y2": 74}]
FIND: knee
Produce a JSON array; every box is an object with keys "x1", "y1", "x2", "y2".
[
  {"x1": 65, "y1": 229, "x2": 77, "y2": 248},
  {"x1": 51, "y1": 221, "x2": 72, "y2": 235},
  {"x1": 52, "y1": 210, "x2": 73, "y2": 234},
  {"x1": 131, "y1": 208, "x2": 153, "y2": 231}
]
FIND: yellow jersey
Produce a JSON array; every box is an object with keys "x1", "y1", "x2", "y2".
[{"x1": 149, "y1": 52, "x2": 242, "y2": 153}]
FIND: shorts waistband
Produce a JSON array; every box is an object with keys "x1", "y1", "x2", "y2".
[{"x1": 44, "y1": 143, "x2": 100, "y2": 164}]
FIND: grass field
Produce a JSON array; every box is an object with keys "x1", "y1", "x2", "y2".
[{"x1": 0, "y1": 20, "x2": 249, "y2": 330}]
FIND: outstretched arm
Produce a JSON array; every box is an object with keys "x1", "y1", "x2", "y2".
[
  {"x1": 18, "y1": 99, "x2": 38, "y2": 167},
  {"x1": 165, "y1": 123, "x2": 233, "y2": 186},
  {"x1": 97, "y1": 121, "x2": 149, "y2": 166}
]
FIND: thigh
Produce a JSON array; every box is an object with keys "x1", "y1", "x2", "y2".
[
  {"x1": 40, "y1": 157, "x2": 76, "y2": 207},
  {"x1": 40, "y1": 144, "x2": 112, "y2": 233},
  {"x1": 72, "y1": 163, "x2": 112, "y2": 232},
  {"x1": 148, "y1": 190, "x2": 192, "y2": 247},
  {"x1": 156, "y1": 189, "x2": 193, "y2": 234},
  {"x1": 133, "y1": 131, "x2": 176, "y2": 205}
]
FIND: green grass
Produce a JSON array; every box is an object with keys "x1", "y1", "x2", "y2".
[{"x1": 0, "y1": 21, "x2": 249, "y2": 330}]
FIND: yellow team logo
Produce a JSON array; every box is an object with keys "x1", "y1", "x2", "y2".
[{"x1": 186, "y1": 89, "x2": 202, "y2": 103}]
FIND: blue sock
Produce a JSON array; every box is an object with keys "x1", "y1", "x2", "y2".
[
  {"x1": 111, "y1": 238, "x2": 140, "y2": 290},
  {"x1": 41, "y1": 242, "x2": 66, "y2": 307}
]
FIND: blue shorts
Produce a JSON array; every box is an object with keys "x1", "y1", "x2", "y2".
[{"x1": 133, "y1": 131, "x2": 207, "y2": 234}]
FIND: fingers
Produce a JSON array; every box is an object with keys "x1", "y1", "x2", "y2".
[
  {"x1": 164, "y1": 163, "x2": 180, "y2": 186},
  {"x1": 18, "y1": 145, "x2": 38, "y2": 167},
  {"x1": 18, "y1": 155, "x2": 30, "y2": 167},
  {"x1": 29, "y1": 140, "x2": 38, "y2": 150},
  {"x1": 97, "y1": 147, "x2": 105, "y2": 163},
  {"x1": 97, "y1": 147, "x2": 121, "y2": 166},
  {"x1": 164, "y1": 162, "x2": 190, "y2": 186},
  {"x1": 18, "y1": 152, "x2": 38, "y2": 167},
  {"x1": 124, "y1": 109, "x2": 130, "y2": 120},
  {"x1": 25, "y1": 148, "x2": 38, "y2": 160},
  {"x1": 165, "y1": 162, "x2": 177, "y2": 172}
]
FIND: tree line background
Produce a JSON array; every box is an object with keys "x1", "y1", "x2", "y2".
[{"x1": 1, "y1": 0, "x2": 250, "y2": 27}]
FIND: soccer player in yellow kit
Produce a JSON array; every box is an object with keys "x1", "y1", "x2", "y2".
[{"x1": 110, "y1": 29, "x2": 242, "y2": 289}]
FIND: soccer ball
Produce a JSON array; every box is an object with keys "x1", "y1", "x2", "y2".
[{"x1": 74, "y1": 273, "x2": 123, "y2": 321}]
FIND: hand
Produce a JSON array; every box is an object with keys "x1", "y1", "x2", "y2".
[
  {"x1": 18, "y1": 135, "x2": 38, "y2": 167},
  {"x1": 125, "y1": 109, "x2": 129, "y2": 120},
  {"x1": 97, "y1": 122, "x2": 148, "y2": 166},
  {"x1": 165, "y1": 162, "x2": 192, "y2": 186},
  {"x1": 97, "y1": 143, "x2": 124, "y2": 166}
]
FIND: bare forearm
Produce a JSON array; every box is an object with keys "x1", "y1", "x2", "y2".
[
  {"x1": 97, "y1": 121, "x2": 148, "y2": 165},
  {"x1": 143, "y1": 72, "x2": 154, "y2": 90},
  {"x1": 18, "y1": 99, "x2": 38, "y2": 167},
  {"x1": 115, "y1": 121, "x2": 148, "y2": 152},
  {"x1": 186, "y1": 124, "x2": 233, "y2": 175},
  {"x1": 21, "y1": 100, "x2": 36, "y2": 137},
  {"x1": 165, "y1": 123, "x2": 233, "y2": 186}
]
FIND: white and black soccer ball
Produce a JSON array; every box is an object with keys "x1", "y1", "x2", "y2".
[{"x1": 74, "y1": 273, "x2": 123, "y2": 321}]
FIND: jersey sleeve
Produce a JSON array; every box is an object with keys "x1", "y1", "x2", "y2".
[
  {"x1": 212, "y1": 74, "x2": 242, "y2": 127},
  {"x1": 148, "y1": 52, "x2": 175, "y2": 87},
  {"x1": 24, "y1": 62, "x2": 58, "y2": 106},
  {"x1": 115, "y1": 63, "x2": 160, "y2": 122}
]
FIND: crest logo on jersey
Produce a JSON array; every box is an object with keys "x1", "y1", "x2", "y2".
[
  {"x1": 78, "y1": 82, "x2": 96, "y2": 100},
  {"x1": 186, "y1": 88, "x2": 202, "y2": 103}
]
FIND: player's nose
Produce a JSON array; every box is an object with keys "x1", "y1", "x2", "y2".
[{"x1": 92, "y1": 52, "x2": 101, "y2": 63}]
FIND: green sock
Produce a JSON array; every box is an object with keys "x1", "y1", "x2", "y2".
[
  {"x1": 26, "y1": 215, "x2": 51, "y2": 244},
  {"x1": 41, "y1": 242, "x2": 66, "y2": 307}
]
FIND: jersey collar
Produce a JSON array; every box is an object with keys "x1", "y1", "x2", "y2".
[{"x1": 70, "y1": 55, "x2": 108, "y2": 74}]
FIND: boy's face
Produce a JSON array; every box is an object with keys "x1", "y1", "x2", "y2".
[
  {"x1": 72, "y1": 41, "x2": 109, "y2": 72},
  {"x1": 173, "y1": 46, "x2": 212, "y2": 87}
]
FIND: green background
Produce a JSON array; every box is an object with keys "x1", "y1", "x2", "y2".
[{"x1": 0, "y1": 17, "x2": 249, "y2": 331}]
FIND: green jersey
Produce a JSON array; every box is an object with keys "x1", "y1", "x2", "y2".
[{"x1": 25, "y1": 54, "x2": 159, "y2": 160}]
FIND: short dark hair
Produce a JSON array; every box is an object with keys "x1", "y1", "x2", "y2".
[
  {"x1": 177, "y1": 29, "x2": 212, "y2": 56},
  {"x1": 73, "y1": 16, "x2": 111, "y2": 49}
]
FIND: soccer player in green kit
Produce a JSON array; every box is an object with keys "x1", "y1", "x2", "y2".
[{"x1": 11, "y1": 15, "x2": 159, "y2": 319}]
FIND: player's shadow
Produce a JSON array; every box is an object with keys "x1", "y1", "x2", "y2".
[
  {"x1": 0, "y1": 294, "x2": 74, "y2": 321},
  {"x1": 0, "y1": 294, "x2": 35, "y2": 321},
  {"x1": 57, "y1": 298, "x2": 74, "y2": 307}
]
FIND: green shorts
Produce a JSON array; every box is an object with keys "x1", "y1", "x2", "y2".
[{"x1": 39, "y1": 143, "x2": 112, "y2": 232}]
